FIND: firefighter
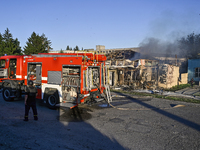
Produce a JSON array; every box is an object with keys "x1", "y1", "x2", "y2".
[
  {"x1": 24, "y1": 80, "x2": 38, "y2": 121},
  {"x1": 190, "y1": 78, "x2": 194, "y2": 88}
]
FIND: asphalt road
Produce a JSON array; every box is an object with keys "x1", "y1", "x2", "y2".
[{"x1": 0, "y1": 92, "x2": 200, "y2": 150}]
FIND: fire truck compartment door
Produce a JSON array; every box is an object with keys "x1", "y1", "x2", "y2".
[{"x1": 48, "y1": 71, "x2": 62, "y2": 85}]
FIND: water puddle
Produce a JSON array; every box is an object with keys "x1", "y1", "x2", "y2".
[
  {"x1": 58, "y1": 107, "x2": 92, "y2": 122},
  {"x1": 98, "y1": 104, "x2": 110, "y2": 108}
]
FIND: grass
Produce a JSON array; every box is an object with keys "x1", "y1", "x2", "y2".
[
  {"x1": 162, "y1": 96, "x2": 200, "y2": 103},
  {"x1": 111, "y1": 86, "x2": 200, "y2": 104},
  {"x1": 194, "y1": 94, "x2": 200, "y2": 96},
  {"x1": 164, "y1": 84, "x2": 191, "y2": 92}
]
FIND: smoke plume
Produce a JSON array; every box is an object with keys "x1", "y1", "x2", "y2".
[{"x1": 138, "y1": 37, "x2": 181, "y2": 59}]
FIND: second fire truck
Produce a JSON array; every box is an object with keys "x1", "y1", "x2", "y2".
[{"x1": 0, "y1": 52, "x2": 107, "y2": 109}]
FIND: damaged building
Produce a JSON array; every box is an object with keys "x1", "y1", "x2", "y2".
[
  {"x1": 105, "y1": 50, "x2": 137, "y2": 86},
  {"x1": 105, "y1": 49, "x2": 188, "y2": 89},
  {"x1": 105, "y1": 50, "x2": 160, "y2": 89},
  {"x1": 158, "y1": 64, "x2": 180, "y2": 89}
]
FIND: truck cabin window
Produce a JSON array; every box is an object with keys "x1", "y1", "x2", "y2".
[
  {"x1": 9, "y1": 59, "x2": 17, "y2": 79},
  {"x1": 0, "y1": 59, "x2": 6, "y2": 68}
]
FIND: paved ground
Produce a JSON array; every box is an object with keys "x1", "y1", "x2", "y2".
[
  {"x1": 0, "y1": 89, "x2": 200, "y2": 150},
  {"x1": 175, "y1": 85, "x2": 200, "y2": 96}
]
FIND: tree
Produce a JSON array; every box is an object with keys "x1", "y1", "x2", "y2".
[
  {"x1": 66, "y1": 45, "x2": 82, "y2": 51},
  {"x1": 73, "y1": 45, "x2": 79, "y2": 51},
  {"x1": 41, "y1": 33, "x2": 52, "y2": 52},
  {"x1": 12, "y1": 38, "x2": 22, "y2": 55},
  {"x1": 0, "y1": 28, "x2": 22, "y2": 56},
  {"x1": 66, "y1": 45, "x2": 73, "y2": 50},
  {"x1": 0, "y1": 33, "x2": 5, "y2": 56},
  {"x1": 23, "y1": 32, "x2": 52, "y2": 55},
  {"x1": 60, "y1": 49, "x2": 64, "y2": 53},
  {"x1": 66, "y1": 45, "x2": 70, "y2": 50},
  {"x1": 3, "y1": 28, "x2": 12, "y2": 42},
  {"x1": 178, "y1": 33, "x2": 200, "y2": 59}
]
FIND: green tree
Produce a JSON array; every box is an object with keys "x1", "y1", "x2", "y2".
[
  {"x1": 66, "y1": 45, "x2": 73, "y2": 50},
  {"x1": 13, "y1": 38, "x2": 22, "y2": 55},
  {"x1": 73, "y1": 45, "x2": 79, "y2": 51},
  {"x1": 23, "y1": 32, "x2": 52, "y2": 55},
  {"x1": 41, "y1": 33, "x2": 52, "y2": 52},
  {"x1": 0, "y1": 33, "x2": 5, "y2": 56},
  {"x1": 66, "y1": 45, "x2": 70, "y2": 50},
  {"x1": 0, "y1": 28, "x2": 22, "y2": 56},
  {"x1": 60, "y1": 49, "x2": 64, "y2": 53},
  {"x1": 3, "y1": 28, "x2": 12, "y2": 42}
]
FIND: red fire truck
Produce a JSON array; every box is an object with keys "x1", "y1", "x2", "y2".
[{"x1": 0, "y1": 52, "x2": 107, "y2": 109}]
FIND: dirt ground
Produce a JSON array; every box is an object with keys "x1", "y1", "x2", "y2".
[{"x1": 0, "y1": 92, "x2": 200, "y2": 150}]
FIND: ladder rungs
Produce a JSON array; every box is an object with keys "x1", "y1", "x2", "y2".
[{"x1": 105, "y1": 85, "x2": 112, "y2": 103}]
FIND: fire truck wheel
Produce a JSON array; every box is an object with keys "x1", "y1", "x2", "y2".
[
  {"x1": 2, "y1": 88, "x2": 14, "y2": 101},
  {"x1": 46, "y1": 95, "x2": 57, "y2": 109}
]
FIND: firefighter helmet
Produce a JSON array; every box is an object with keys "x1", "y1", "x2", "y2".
[{"x1": 28, "y1": 80, "x2": 33, "y2": 85}]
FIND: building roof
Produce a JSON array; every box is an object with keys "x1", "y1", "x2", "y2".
[{"x1": 106, "y1": 50, "x2": 138, "y2": 60}]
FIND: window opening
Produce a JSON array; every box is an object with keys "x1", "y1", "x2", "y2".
[
  {"x1": 9, "y1": 59, "x2": 17, "y2": 79},
  {"x1": 0, "y1": 59, "x2": 6, "y2": 68},
  {"x1": 195, "y1": 68, "x2": 200, "y2": 78},
  {"x1": 27, "y1": 63, "x2": 42, "y2": 86}
]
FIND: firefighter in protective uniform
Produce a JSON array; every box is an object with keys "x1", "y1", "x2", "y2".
[{"x1": 24, "y1": 80, "x2": 38, "y2": 121}]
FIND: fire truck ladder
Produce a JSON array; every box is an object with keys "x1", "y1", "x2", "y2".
[
  {"x1": 94, "y1": 84, "x2": 112, "y2": 103},
  {"x1": 104, "y1": 84, "x2": 112, "y2": 103},
  {"x1": 103, "y1": 66, "x2": 112, "y2": 103}
]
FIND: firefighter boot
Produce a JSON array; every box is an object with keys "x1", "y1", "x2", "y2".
[
  {"x1": 24, "y1": 116, "x2": 28, "y2": 121},
  {"x1": 34, "y1": 115, "x2": 38, "y2": 121}
]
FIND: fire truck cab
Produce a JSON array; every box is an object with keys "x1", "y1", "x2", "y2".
[{"x1": 0, "y1": 53, "x2": 107, "y2": 109}]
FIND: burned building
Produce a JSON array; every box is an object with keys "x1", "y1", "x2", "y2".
[
  {"x1": 105, "y1": 51, "x2": 160, "y2": 89},
  {"x1": 105, "y1": 50, "x2": 188, "y2": 89},
  {"x1": 105, "y1": 50, "x2": 138, "y2": 87},
  {"x1": 131, "y1": 59, "x2": 159, "y2": 89},
  {"x1": 158, "y1": 64, "x2": 180, "y2": 89}
]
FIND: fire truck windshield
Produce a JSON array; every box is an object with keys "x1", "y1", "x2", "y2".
[{"x1": 0, "y1": 59, "x2": 6, "y2": 68}]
